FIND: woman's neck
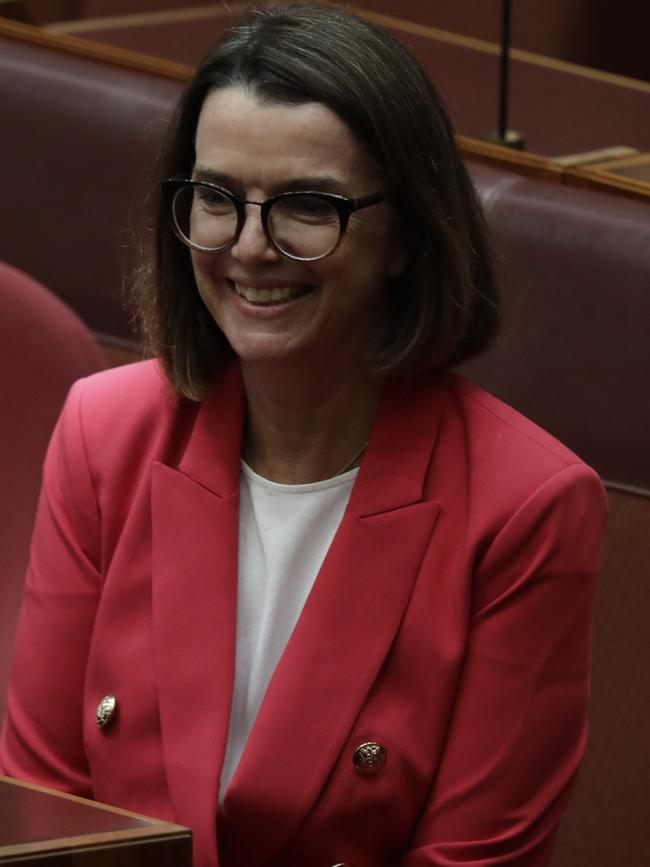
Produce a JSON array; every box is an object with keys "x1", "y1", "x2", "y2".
[{"x1": 241, "y1": 360, "x2": 383, "y2": 484}]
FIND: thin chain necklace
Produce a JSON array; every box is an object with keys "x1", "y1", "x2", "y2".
[
  {"x1": 243, "y1": 440, "x2": 368, "y2": 478},
  {"x1": 333, "y1": 441, "x2": 368, "y2": 476}
]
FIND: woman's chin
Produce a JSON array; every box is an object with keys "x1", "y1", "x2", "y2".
[{"x1": 227, "y1": 332, "x2": 308, "y2": 368}]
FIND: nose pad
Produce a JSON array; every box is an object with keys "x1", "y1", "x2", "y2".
[{"x1": 230, "y1": 204, "x2": 280, "y2": 262}]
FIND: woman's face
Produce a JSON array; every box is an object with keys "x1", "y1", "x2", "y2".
[{"x1": 190, "y1": 86, "x2": 404, "y2": 373}]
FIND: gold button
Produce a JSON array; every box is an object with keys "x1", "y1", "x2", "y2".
[
  {"x1": 352, "y1": 741, "x2": 386, "y2": 776},
  {"x1": 96, "y1": 695, "x2": 117, "y2": 728}
]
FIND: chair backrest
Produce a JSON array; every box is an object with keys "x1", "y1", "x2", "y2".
[
  {"x1": 550, "y1": 487, "x2": 650, "y2": 866},
  {"x1": 0, "y1": 23, "x2": 184, "y2": 345},
  {"x1": 465, "y1": 162, "x2": 650, "y2": 492},
  {"x1": 465, "y1": 163, "x2": 650, "y2": 865},
  {"x1": 0, "y1": 261, "x2": 105, "y2": 724}
]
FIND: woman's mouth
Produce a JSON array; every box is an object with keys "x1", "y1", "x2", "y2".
[{"x1": 232, "y1": 281, "x2": 310, "y2": 306}]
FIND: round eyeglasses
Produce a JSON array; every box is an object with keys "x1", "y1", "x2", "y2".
[{"x1": 163, "y1": 178, "x2": 387, "y2": 262}]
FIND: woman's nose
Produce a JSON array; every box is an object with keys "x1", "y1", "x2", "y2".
[{"x1": 230, "y1": 204, "x2": 281, "y2": 263}]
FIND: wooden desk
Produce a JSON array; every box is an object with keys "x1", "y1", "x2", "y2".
[
  {"x1": 568, "y1": 152, "x2": 650, "y2": 200},
  {"x1": 0, "y1": 776, "x2": 191, "y2": 865}
]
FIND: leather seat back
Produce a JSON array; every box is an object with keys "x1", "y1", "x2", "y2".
[
  {"x1": 0, "y1": 262, "x2": 105, "y2": 724},
  {"x1": 0, "y1": 28, "x2": 184, "y2": 344}
]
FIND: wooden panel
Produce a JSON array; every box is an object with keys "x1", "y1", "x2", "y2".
[
  {"x1": 597, "y1": 153, "x2": 650, "y2": 182},
  {"x1": 0, "y1": 16, "x2": 192, "y2": 79},
  {"x1": 0, "y1": 776, "x2": 191, "y2": 865},
  {"x1": 457, "y1": 135, "x2": 563, "y2": 182},
  {"x1": 566, "y1": 162, "x2": 650, "y2": 202}
]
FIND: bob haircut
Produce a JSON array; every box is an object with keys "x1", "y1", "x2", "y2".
[{"x1": 134, "y1": 3, "x2": 502, "y2": 400}]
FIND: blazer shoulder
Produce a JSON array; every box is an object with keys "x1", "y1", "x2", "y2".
[
  {"x1": 74, "y1": 358, "x2": 174, "y2": 409},
  {"x1": 68, "y1": 359, "x2": 183, "y2": 437},
  {"x1": 53, "y1": 360, "x2": 197, "y2": 486},
  {"x1": 442, "y1": 375, "x2": 607, "y2": 576}
]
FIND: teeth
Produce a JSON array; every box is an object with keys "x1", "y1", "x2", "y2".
[{"x1": 234, "y1": 283, "x2": 300, "y2": 304}]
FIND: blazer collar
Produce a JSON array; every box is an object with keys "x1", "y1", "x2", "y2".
[
  {"x1": 176, "y1": 362, "x2": 245, "y2": 498},
  {"x1": 151, "y1": 363, "x2": 245, "y2": 866},
  {"x1": 177, "y1": 363, "x2": 449, "y2": 511},
  {"x1": 150, "y1": 364, "x2": 450, "y2": 866},
  {"x1": 350, "y1": 369, "x2": 449, "y2": 516}
]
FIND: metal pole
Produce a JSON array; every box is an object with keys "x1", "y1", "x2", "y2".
[{"x1": 498, "y1": 0, "x2": 511, "y2": 141}]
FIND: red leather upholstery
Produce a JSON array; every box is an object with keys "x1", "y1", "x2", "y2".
[
  {"x1": 550, "y1": 487, "x2": 650, "y2": 867},
  {"x1": 0, "y1": 29, "x2": 184, "y2": 345},
  {"x1": 465, "y1": 161, "x2": 650, "y2": 867},
  {"x1": 0, "y1": 262, "x2": 105, "y2": 724},
  {"x1": 466, "y1": 161, "x2": 650, "y2": 493}
]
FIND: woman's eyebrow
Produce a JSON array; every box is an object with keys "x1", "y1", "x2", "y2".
[
  {"x1": 271, "y1": 176, "x2": 349, "y2": 194},
  {"x1": 191, "y1": 166, "x2": 348, "y2": 195},
  {"x1": 192, "y1": 166, "x2": 238, "y2": 188}
]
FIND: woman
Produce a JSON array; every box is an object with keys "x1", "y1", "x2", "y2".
[{"x1": 1, "y1": 5, "x2": 606, "y2": 866}]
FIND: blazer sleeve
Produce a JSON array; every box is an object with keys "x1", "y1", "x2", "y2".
[
  {"x1": 0, "y1": 379, "x2": 100, "y2": 797},
  {"x1": 401, "y1": 463, "x2": 607, "y2": 867}
]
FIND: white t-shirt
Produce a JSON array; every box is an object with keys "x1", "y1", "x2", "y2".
[{"x1": 219, "y1": 461, "x2": 358, "y2": 797}]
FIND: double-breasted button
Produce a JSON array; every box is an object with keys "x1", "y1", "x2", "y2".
[
  {"x1": 352, "y1": 741, "x2": 386, "y2": 776},
  {"x1": 96, "y1": 695, "x2": 117, "y2": 728}
]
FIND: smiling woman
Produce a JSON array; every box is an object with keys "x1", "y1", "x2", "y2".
[
  {"x1": 185, "y1": 87, "x2": 403, "y2": 381},
  {"x1": 0, "y1": 5, "x2": 607, "y2": 867},
  {"x1": 137, "y1": 4, "x2": 502, "y2": 411}
]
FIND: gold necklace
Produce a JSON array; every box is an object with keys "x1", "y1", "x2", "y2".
[
  {"x1": 243, "y1": 441, "x2": 368, "y2": 478},
  {"x1": 333, "y1": 441, "x2": 368, "y2": 476}
]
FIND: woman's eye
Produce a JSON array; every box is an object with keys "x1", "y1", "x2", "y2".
[
  {"x1": 283, "y1": 195, "x2": 337, "y2": 221},
  {"x1": 195, "y1": 188, "x2": 232, "y2": 213}
]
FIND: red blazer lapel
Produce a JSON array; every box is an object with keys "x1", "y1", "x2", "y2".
[
  {"x1": 151, "y1": 364, "x2": 244, "y2": 863},
  {"x1": 219, "y1": 372, "x2": 449, "y2": 866}
]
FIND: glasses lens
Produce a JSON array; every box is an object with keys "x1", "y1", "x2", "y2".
[
  {"x1": 171, "y1": 184, "x2": 237, "y2": 251},
  {"x1": 268, "y1": 194, "x2": 341, "y2": 260}
]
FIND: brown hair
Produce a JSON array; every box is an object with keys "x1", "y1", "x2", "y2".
[{"x1": 134, "y1": 3, "x2": 502, "y2": 399}]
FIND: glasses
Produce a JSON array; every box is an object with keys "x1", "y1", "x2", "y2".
[{"x1": 163, "y1": 178, "x2": 387, "y2": 262}]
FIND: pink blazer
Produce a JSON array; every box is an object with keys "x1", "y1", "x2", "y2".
[{"x1": 1, "y1": 360, "x2": 607, "y2": 867}]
